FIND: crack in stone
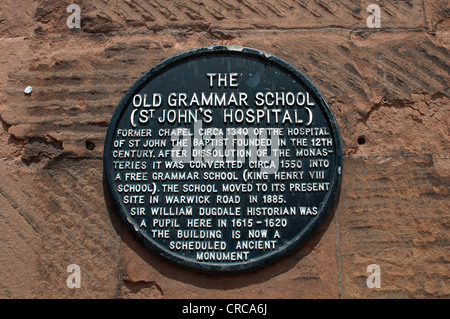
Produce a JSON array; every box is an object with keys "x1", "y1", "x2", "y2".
[{"x1": 120, "y1": 279, "x2": 164, "y2": 298}]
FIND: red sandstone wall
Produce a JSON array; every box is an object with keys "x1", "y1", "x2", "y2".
[{"x1": 0, "y1": 0, "x2": 448, "y2": 298}]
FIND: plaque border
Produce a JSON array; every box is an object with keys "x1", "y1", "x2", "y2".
[{"x1": 103, "y1": 45, "x2": 343, "y2": 273}]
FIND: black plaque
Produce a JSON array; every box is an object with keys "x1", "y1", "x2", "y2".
[{"x1": 103, "y1": 46, "x2": 343, "y2": 272}]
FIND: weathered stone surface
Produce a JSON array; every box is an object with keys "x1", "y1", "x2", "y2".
[
  {"x1": 424, "y1": 0, "x2": 450, "y2": 33},
  {"x1": 34, "y1": 0, "x2": 428, "y2": 34},
  {"x1": 0, "y1": 0, "x2": 37, "y2": 37},
  {"x1": 339, "y1": 155, "x2": 449, "y2": 298},
  {"x1": 0, "y1": 158, "x2": 120, "y2": 298},
  {"x1": 0, "y1": 0, "x2": 448, "y2": 299}
]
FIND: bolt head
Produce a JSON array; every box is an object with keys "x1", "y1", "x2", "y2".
[{"x1": 24, "y1": 86, "x2": 33, "y2": 94}]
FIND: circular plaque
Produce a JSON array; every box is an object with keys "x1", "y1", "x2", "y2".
[{"x1": 103, "y1": 46, "x2": 343, "y2": 272}]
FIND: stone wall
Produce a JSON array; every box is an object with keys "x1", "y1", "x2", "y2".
[{"x1": 0, "y1": 0, "x2": 448, "y2": 298}]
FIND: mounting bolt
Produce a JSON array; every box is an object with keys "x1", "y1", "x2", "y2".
[{"x1": 24, "y1": 86, "x2": 33, "y2": 95}]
